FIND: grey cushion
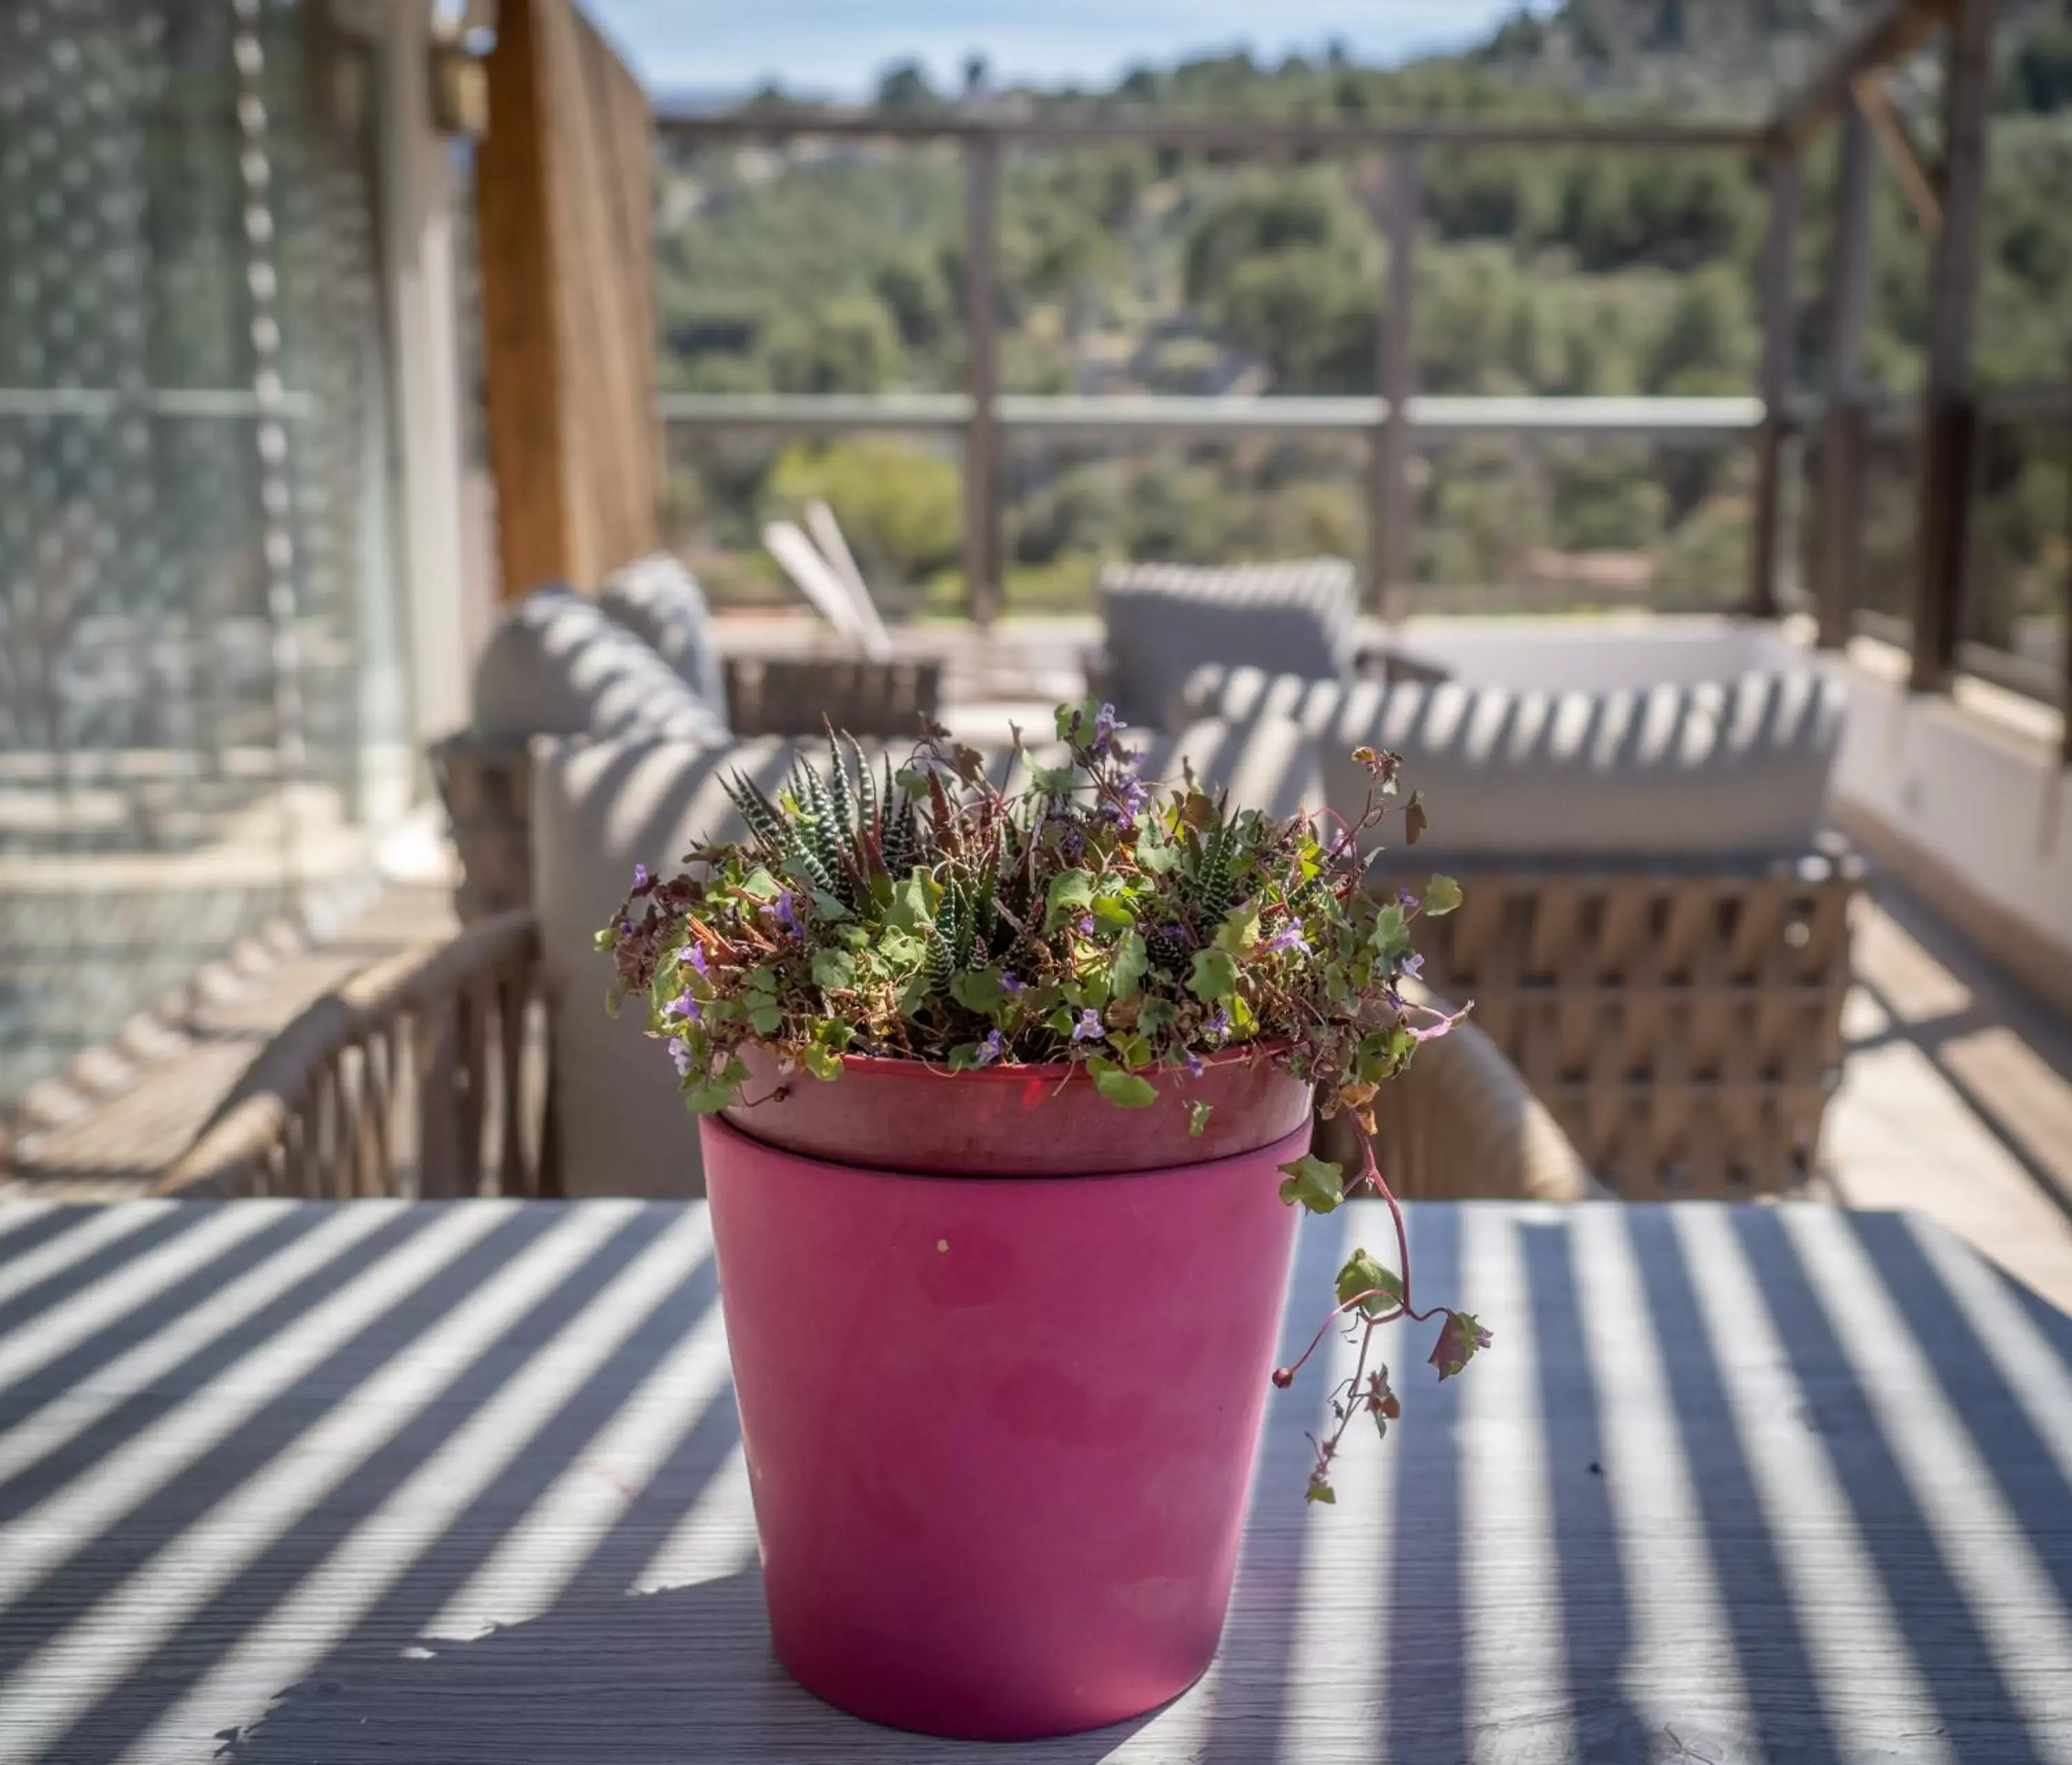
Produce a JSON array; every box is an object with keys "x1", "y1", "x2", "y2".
[
  {"x1": 531, "y1": 715, "x2": 1323, "y2": 1199},
  {"x1": 1098, "y1": 558, "x2": 1358, "y2": 730},
  {"x1": 472, "y1": 585, "x2": 727, "y2": 744},
  {"x1": 597, "y1": 552, "x2": 727, "y2": 713},
  {"x1": 1190, "y1": 664, "x2": 1845, "y2": 859}
]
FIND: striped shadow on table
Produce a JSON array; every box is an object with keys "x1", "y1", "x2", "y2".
[{"x1": 0, "y1": 1199, "x2": 2068, "y2": 1765}]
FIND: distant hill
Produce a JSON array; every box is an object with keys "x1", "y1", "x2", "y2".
[{"x1": 1473, "y1": 0, "x2": 2072, "y2": 121}]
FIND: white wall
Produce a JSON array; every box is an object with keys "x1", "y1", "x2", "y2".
[{"x1": 1823, "y1": 646, "x2": 2072, "y2": 980}]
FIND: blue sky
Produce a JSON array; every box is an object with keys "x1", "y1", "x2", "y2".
[{"x1": 584, "y1": 2, "x2": 1551, "y2": 102}]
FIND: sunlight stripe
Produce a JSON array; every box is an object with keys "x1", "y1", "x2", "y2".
[
  {"x1": 118, "y1": 1209, "x2": 717, "y2": 1764},
  {"x1": 0, "y1": 1203, "x2": 400, "y2": 1488},
  {"x1": 1463, "y1": 1204, "x2": 1569, "y2": 1762},
  {"x1": 1905, "y1": 1216, "x2": 2072, "y2": 1490},
  {"x1": 427, "y1": 1290, "x2": 733, "y2": 1639},
  {"x1": 0, "y1": 1204, "x2": 635, "y2": 1761},
  {"x1": 0, "y1": 1202, "x2": 57, "y2": 1248},
  {"x1": 0, "y1": 1202, "x2": 172, "y2": 1309},
  {"x1": 1781, "y1": 1206, "x2": 2072, "y2": 1762},
  {"x1": 0, "y1": 1202, "x2": 508, "y2": 1610},
  {"x1": 1273, "y1": 1205, "x2": 1399, "y2": 1758},
  {"x1": 1570, "y1": 1203, "x2": 1751, "y2": 1744},
  {"x1": 1673, "y1": 1206, "x2": 1950, "y2": 1765},
  {"x1": 0, "y1": 1202, "x2": 288, "y2": 1396},
  {"x1": 635, "y1": 1449, "x2": 757, "y2": 1594}
]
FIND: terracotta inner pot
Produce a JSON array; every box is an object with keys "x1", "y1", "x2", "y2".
[{"x1": 723, "y1": 1042, "x2": 1314, "y2": 1176}]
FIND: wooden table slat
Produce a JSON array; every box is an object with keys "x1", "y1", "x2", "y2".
[{"x1": 0, "y1": 1197, "x2": 2068, "y2": 1764}]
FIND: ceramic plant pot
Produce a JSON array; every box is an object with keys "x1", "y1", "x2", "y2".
[{"x1": 700, "y1": 1061, "x2": 1310, "y2": 1739}]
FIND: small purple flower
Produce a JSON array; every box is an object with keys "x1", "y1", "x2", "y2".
[
  {"x1": 1074, "y1": 913, "x2": 1095, "y2": 938},
  {"x1": 1184, "y1": 1051, "x2": 1205, "y2": 1079},
  {"x1": 973, "y1": 1028, "x2": 1005, "y2": 1067},
  {"x1": 1401, "y1": 952, "x2": 1424, "y2": 979},
  {"x1": 999, "y1": 972, "x2": 1024, "y2": 995},
  {"x1": 774, "y1": 889, "x2": 798, "y2": 934},
  {"x1": 1094, "y1": 702, "x2": 1123, "y2": 746},
  {"x1": 683, "y1": 941, "x2": 709, "y2": 975},
  {"x1": 662, "y1": 992, "x2": 702, "y2": 1024},
  {"x1": 1262, "y1": 924, "x2": 1310, "y2": 956},
  {"x1": 669, "y1": 1038, "x2": 694, "y2": 1078},
  {"x1": 1071, "y1": 1008, "x2": 1104, "y2": 1043},
  {"x1": 631, "y1": 863, "x2": 653, "y2": 896},
  {"x1": 1398, "y1": 887, "x2": 1420, "y2": 911},
  {"x1": 1205, "y1": 1005, "x2": 1231, "y2": 1040}
]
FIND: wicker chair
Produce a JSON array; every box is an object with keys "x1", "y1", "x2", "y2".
[
  {"x1": 720, "y1": 654, "x2": 942, "y2": 738},
  {"x1": 1403, "y1": 849, "x2": 1859, "y2": 1198},
  {"x1": 158, "y1": 912, "x2": 557, "y2": 1201},
  {"x1": 157, "y1": 915, "x2": 1589, "y2": 1205}
]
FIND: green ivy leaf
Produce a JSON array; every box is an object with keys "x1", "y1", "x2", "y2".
[
  {"x1": 1430, "y1": 1311, "x2": 1493, "y2": 1380},
  {"x1": 1028, "y1": 763, "x2": 1077, "y2": 796},
  {"x1": 749, "y1": 1005, "x2": 784, "y2": 1036},
  {"x1": 950, "y1": 968, "x2": 1005, "y2": 1012},
  {"x1": 1305, "y1": 1475, "x2": 1336, "y2": 1505},
  {"x1": 1188, "y1": 947, "x2": 1240, "y2": 1003},
  {"x1": 811, "y1": 948, "x2": 856, "y2": 991},
  {"x1": 1136, "y1": 827, "x2": 1178, "y2": 874},
  {"x1": 1212, "y1": 905, "x2": 1260, "y2": 954},
  {"x1": 812, "y1": 890, "x2": 851, "y2": 920},
  {"x1": 593, "y1": 926, "x2": 619, "y2": 953},
  {"x1": 1110, "y1": 929, "x2": 1148, "y2": 1000},
  {"x1": 1088, "y1": 1057, "x2": 1159, "y2": 1108},
  {"x1": 1187, "y1": 1101, "x2": 1214, "y2": 1137},
  {"x1": 739, "y1": 867, "x2": 781, "y2": 902},
  {"x1": 1045, "y1": 869, "x2": 1094, "y2": 932},
  {"x1": 1371, "y1": 903, "x2": 1411, "y2": 958},
  {"x1": 800, "y1": 1043, "x2": 843, "y2": 1081},
  {"x1": 1055, "y1": 698, "x2": 1102, "y2": 743},
  {"x1": 1090, "y1": 893, "x2": 1137, "y2": 929},
  {"x1": 1336, "y1": 1248, "x2": 1404, "y2": 1320},
  {"x1": 888, "y1": 869, "x2": 934, "y2": 930},
  {"x1": 1277, "y1": 1153, "x2": 1345, "y2": 1213},
  {"x1": 1423, "y1": 874, "x2": 1463, "y2": 917}
]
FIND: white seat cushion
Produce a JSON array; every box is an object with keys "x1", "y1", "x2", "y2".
[
  {"x1": 1099, "y1": 559, "x2": 1357, "y2": 729},
  {"x1": 597, "y1": 552, "x2": 727, "y2": 714},
  {"x1": 1189, "y1": 664, "x2": 1845, "y2": 858},
  {"x1": 472, "y1": 585, "x2": 726, "y2": 744}
]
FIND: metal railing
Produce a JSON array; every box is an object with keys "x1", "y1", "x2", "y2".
[
  {"x1": 655, "y1": 101, "x2": 1786, "y2": 626},
  {"x1": 653, "y1": 0, "x2": 2069, "y2": 759}
]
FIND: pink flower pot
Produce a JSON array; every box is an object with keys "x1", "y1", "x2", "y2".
[
  {"x1": 726, "y1": 1045, "x2": 1313, "y2": 1176},
  {"x1": 699, "y1": 1098, "x2": 1308, "y2": 1740}
]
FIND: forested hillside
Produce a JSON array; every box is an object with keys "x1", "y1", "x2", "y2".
[{"x1": 653, "y1": 0, "x2": 2072, "y2": 633}]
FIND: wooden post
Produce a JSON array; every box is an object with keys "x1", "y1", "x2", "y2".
[
  {"x1": 1370, "y1": 144, "x2": 1419, "y2": 620},
  {"x1": 1816, "y1": 102, "x2": 1875, "y2": 648},
  {"x1": 2062, "y1": 445, "x2": 2072, "y2": 769},
  {"x1": 1749, "y1": 147, "x2": 1802, "y2": 620},
  {"x1": 1910, "y1": 0, "x2": 1997, "y2": 693},
  {"x1": 961, "y1": 131, "x2": 1003, "y2": 627},
  {"x1": 478, "y1": 0, "x2": 662, "y2": 599}
]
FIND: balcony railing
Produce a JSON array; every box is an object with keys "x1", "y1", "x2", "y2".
[{"x1": 651, "y1": 0, "x2": 2069, "y2": 760}]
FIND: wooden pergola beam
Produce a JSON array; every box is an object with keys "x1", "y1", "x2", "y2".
[
  {"x1": 1767, "y1": 0, "x2": 1951, "y2": 154},
  {"x1": 1909, "y1": 0, "x2": 1997, "y2": 694},
  {"x1": 478, "y1": 0, "x2": 662, "y2": 599},
  {"x1": 1852, "y1": 70, "x2": 1942, "y2": 234}
]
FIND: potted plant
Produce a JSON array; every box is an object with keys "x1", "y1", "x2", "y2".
[{"x1": 598, "y1": 704, "x2": 1487, "y2": 1741}]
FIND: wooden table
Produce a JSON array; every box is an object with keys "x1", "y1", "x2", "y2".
[{"x1": 1, "y1": 1197, "x2": 2068, "y2": 1764}]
